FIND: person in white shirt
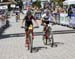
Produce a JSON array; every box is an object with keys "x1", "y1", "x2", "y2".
[
  {"x1": 41, "y1": 10, "x2": 54, "y2": 24},
  {"x1": 41, "y1": 10, "x2": 54, "y2": 31}
]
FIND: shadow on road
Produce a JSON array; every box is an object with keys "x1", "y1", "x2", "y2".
[
  {"x1": 47, "y1": 42, "x2": 64, "y2": 48},
  {"x1": 0, "y1": 33, "x2": 25, "y2": 39},
  {"x1": 32, "y1": 46, "x2": 47, "y2": 53},
  {"x1": 32, "y1": 42, "x2": 64, "y2": 53},
  {"x1": 0, "y1": 29, "x2": 75, "y2": 39},
  {"x1": 0, "y1": 21, "x2": 10, "y2": 36}
]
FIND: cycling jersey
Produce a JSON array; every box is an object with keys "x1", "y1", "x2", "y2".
[
  {"x1": 42, "y1": 13, "x2": 52, "y2": 24},
  {"x1": 42, "y1": 14, "x2": 52, "y2": 21},
  {"x1": 23, "y1": 15, "x2": 36, "y2": 31}
]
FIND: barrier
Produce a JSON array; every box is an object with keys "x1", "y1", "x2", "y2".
[
  {"x1": 60, "y1": 13, "x2": 69, "y2": 25},
  {"x1": 34, "y1": 11, "x2": 41, "y2": 20},
  {"x1": 69, "y1": 14, "x2": 75, "y2": 27}
]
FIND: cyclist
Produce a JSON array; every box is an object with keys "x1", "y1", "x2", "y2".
[
  {"x1": 41, "y1": 10, "x2": 54, "y2": 32},
  {"x1": 21, "y1": 10, "x2": 39, "y2": 47}
]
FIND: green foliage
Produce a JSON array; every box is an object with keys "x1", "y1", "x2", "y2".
[
  {"x1": 52, "y1": 0, "x2": 65, "y2": 6},
  {"x1": 32, "y1": 0, "x2": 41, "y2": 8}
]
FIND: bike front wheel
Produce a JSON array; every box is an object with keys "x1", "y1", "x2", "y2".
[
  {"x1": 29, "y1": 33, "x2": 33, "y2": 53},
  {"x1": 43, "y1": 33, "x2": 48, "y2": 45}
]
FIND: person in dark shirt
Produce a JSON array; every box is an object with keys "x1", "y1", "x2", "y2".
[
  {"x1": 68, "y1": 6, "x2": 73, "y2": 18},
  {"x1": 21, "y1": 11, "x2": 38, "y2": 47}
]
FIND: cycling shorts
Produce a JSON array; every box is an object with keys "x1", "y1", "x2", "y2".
[
  {"x1": 42, "y1": 20, "x2": 49, "y2": 24},
  {"x1": 25, "y1": 21, "x2": 33, "y2": 31}
]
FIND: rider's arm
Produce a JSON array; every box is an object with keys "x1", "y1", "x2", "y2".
[
  {"x1": 40, "y1": 17, "x2": 44, "y2": 24},
  {"x1": 32, "y1": 16, "x2": 39, "y2": 26},
  {"x1": 40, "y1": 14, "x2": 45, "y2": 24},
  {"x1": 20, "y1": 16, "x2": 26, "y2": 26},
  {"x1": 50, "y1": 15, "x2": 55, "y2": 22}
]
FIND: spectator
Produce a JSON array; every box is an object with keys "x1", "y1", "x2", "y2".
[
  {"x1": 68, "y1": 6, "x2": 73, "y2": 18},
  {"x1": 52, "y1": 6, "x2": 60, "y2": 23}
]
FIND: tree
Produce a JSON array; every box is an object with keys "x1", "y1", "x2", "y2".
[
  {"x1": 32, "y1": 0, "x2": 41, "y2": 8},
  {"x1": 52, "y1": 0, "x2": 65, "y2": 6}
]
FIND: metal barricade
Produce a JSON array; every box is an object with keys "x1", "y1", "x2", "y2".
[
  {"x1": 60, "y1": 13, "x2": 69, "y2": 25},
  {"x1": 69, "y1": 14, "x2": 75, "y2": 27}
]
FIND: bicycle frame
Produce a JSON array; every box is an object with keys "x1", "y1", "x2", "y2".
[
  {"x1": 44, "y1": 24, "x2": 49, "y2": 39},
  {"x1": 43, "y1": 23, "x2": 57, "y2": 47},
  {"x1": 43, "y1": 23, "x2": 52, "y2": 45},
  {"x1": 43, "y1": 24, "x2": 49, "y2": 45}
]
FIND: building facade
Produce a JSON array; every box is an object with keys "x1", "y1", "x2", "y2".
[{"x1": 22, "y1": 0, "x2": 51, "y2": 2}]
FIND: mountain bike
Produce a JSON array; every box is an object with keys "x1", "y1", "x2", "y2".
[
  {"x1": 21, "y1": 24, "x2": 39, "y2": 53},
  {"x1": 42, "y1": 21, "x2": 57, "y2": 47}
]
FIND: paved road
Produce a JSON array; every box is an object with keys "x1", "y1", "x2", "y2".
[{"x1": 0, "y1": 14, "x2": 75, "y2": 59}]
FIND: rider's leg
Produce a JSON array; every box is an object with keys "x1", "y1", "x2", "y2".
[
  {"x1": 43, "y1": 22, "x2": 48, "y2": 39},
  {"x1": 32, "y1": 29, "x2": 34, "y2": 39},
  {"x1": 43, "y1": 24, "x2": 48, "y2": 32},
  {"x1": 44, "y1": 21, "x2": 49, "y2": 31},
  {"x1": 25, "y1": 29, "x2": 29, "y2": 47}
]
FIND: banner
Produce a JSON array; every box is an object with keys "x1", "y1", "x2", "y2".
[
  {"x1": 60, "y1": 13, "x2": 69, "y2": 25},
  {"x1": 70, "y1": 15, "x2": 75, "y2": 27}
]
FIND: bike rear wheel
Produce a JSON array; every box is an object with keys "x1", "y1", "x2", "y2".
[{"x1": 43, "y1": 26, "x2": 51, "y2": 45}]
